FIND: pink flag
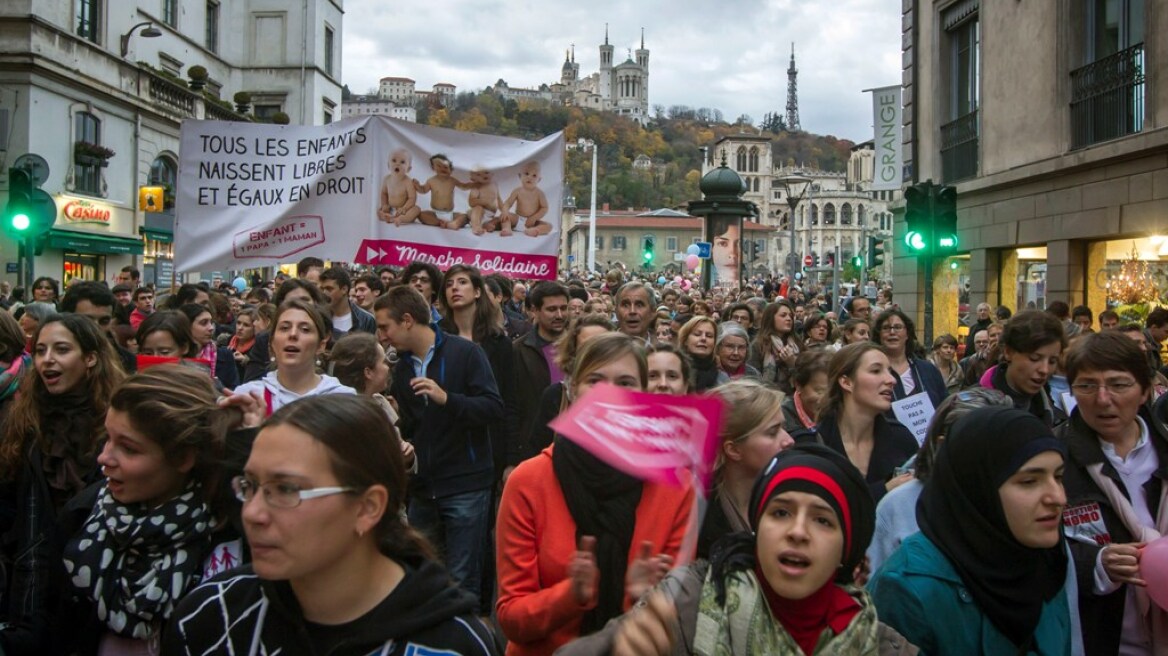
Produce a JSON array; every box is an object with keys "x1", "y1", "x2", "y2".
[{"x1": 549, "y1": 383, "x2": 724, "y2": 488}]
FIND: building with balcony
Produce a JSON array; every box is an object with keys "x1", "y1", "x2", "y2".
[
  {"x1": 900, "y1": 0, "x2": 1167, "y2": 335},
  {"x1": 0, "y1": 1, "x2": 342, "y2": 289}
]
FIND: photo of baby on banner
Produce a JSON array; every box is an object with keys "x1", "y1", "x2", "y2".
[
  {"x1": 364, "y1": 119, "x2": 562, "y2": 275},
  {"x1": 174, "y1": 116, "x2": 564, "y2": 280}
]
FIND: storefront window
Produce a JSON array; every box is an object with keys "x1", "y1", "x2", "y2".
[
  {"x1": 142, "y1": 235, "x2": 175, "y2": 290},
  {"x1": 1102, "y1": 237, "x2": 1168, "y2": 311},
  {"x1": 63, "y1": 252, "x2": 104, "y2": 285},
  {"x1": 1015, "y1": 247, "x2": 1048, "y2": 311}
]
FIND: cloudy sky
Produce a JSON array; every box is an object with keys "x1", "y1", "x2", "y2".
[{"x1": 340, "y1": 0, "x2": 901, "y2": 142}]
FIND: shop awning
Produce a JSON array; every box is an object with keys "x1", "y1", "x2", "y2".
[
  {"x1": 139, "y1": 226, "x2": 173, "y2": 243},
  {"x1": 46, "y1": 229, "x2": 145, "y2": 255}
]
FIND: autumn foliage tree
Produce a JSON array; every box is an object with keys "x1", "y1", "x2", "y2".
[{"x1": 424, "y1": 90, "x2": 855, "y2": 210}]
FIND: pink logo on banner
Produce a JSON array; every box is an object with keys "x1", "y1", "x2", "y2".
[
  {"x1": 549, "y1": 383, "x2": 724, "y2": 488},
  {"x1": 233, "y1": 215, "x2": 326, "y2": 259},
  {"x1": 354, "y1": 239, "x2": 556, "y2": 280}
]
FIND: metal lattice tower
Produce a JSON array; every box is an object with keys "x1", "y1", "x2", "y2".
[{"x1": 786, "y1": 43, "x2": 800, "y2": 131}]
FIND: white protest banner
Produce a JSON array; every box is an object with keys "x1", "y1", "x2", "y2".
[
  {"x1": 870, "y1": 85, "x2": 903, "y2": 191},
  {"x1": 176, "y1": 117, "x2": 564, "y2": 278},
  {"x1": 890, "y1": 392, "x2": 935, "y2": 446}
]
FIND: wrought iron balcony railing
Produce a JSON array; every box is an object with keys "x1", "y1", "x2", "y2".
[
  {"x1": 1070, "y1": 43, "x2": 1145, "y2": 149},
  {"x1": 941, "y1": 109, "x2": 979, "y2": 183}
]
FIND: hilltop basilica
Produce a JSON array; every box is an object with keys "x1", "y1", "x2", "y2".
[
  {"x1": 489, "y1": 27, "x2": 651, "y2": 125},
  {"x1": 553, "y1": 27, "x2": 650, "y2": 125}
]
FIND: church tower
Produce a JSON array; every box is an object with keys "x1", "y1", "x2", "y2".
[
  {"x1": 634, "y1": 28, "x2": 649, "y2": 106},
  {"x1": 599, "y1": 24, "x2": 614, "y2": 102},
  {"x1": 560, "y1": 46, "x2": 579, "y2": 86}
]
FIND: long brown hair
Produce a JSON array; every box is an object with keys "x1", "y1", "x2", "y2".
[
  {"x1": 1, "y1": 314, "x2": 126, "y2": 478},
  {"x1": 753, "y1": 300, "x2": 803, "y2": 353},
  {"x1": 438, "y1": 264, "x2": 502, "y2": 343},
  {"x1": 818, "y1": 342, "x2": 887, "y2": 419}
]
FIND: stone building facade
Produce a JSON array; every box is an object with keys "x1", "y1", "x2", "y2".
[
  {"x1": 0, "y1": 0, "x2": 341, "y2": 288},
  {"x1": 901, "y1": 0, "x2": 1168, "y2": 336}
]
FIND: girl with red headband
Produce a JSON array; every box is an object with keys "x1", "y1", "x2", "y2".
[{"x1": 560, "y1": 444, "x2": 918, "y2": 655}]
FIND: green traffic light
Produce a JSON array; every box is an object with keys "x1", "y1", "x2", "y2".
[
  {"x1": 905, "y1": 231, "x2": 926, "y2": 251},
  {"x1": 851, "y1": 256, "x2": 863, "y2": 267},
  {"x1": 11, "y1": 213, "x2": 30, "y2": 231},
  {"x1": 938, "y1": 235, "x2": 957, "y2": 249},
  {"x1": 643, "y1": 251, "x2": 652, "y2": 261}
]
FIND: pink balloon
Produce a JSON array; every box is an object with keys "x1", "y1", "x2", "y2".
[
  {"x1": 685, "y1": 254, "x2": 700, "y2": 270},
  {"x1": 673, "y1": 276, "x2": 683, "y2": 283},
  {"x1": 682, "y1": 280, "x2": 692, "y2": 290},
  {"x1": 1144, "y1": 536, "x2": 1168, "y2": 611}
]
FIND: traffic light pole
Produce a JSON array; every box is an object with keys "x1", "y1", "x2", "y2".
[
  {"x1": 22, "y1": 235, "x2": 34, "y2": 289},
  {"x1": 922, "y1": 254, "x2": 934, "y2": 347},
  {"x1": 833, "y1": 245, "x2": 841, "y2": 315}
]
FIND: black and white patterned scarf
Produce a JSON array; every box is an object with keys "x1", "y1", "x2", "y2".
[{"x1": 63, "y1": 482, "x2": 212, "y2": 639}]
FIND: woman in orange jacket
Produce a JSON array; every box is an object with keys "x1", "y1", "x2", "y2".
[{"x1": 495, "y1": 332, "x2": 694, "y2": 656}]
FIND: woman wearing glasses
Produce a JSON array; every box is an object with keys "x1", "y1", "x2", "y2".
[
  {"x1": 1057, "y1": 331, "x2": 1168, "y2": 655},
  {"x1": 872, "y1": 309, "x2": 948, "y2": 409},
  {"x1": 164, "y1": 395, "x2": 498, "y2": 656},
  {"x1": 714, "y1": 321, "x2": 758, "y2": 383}
]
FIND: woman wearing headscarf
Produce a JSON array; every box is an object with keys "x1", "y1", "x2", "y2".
[
  {"x1": 869, "y1": 406, "x2": 1073, "y2": 655},
  {"x1": 866, "y1": 388, "x2": 1014, "y2": 573},
  {"x1": 559, "y1": 444, "x2": 918, "y2": 655}
]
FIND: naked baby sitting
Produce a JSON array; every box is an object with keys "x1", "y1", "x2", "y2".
[
  {"x1": 499, "y1": 161, "x2": 551, "y2": 237},
  {"x1": 378, "y1": 148, "x2": 421, "y2": 226},
  {"x1": 413, "y1": 153, "x2": 468, "y2": 229},
  {"x1": 458, "y1": 166, "x2": 503, "y2": 236}
]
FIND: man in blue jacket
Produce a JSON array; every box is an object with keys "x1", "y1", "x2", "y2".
[{"x1": 374, "y1": 286, "x2": 504, "y2": 603}]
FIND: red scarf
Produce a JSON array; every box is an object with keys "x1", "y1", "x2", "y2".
[
  {"x1": 756, "y1": 566, "x2": 860, "y2": 655},
  {"x1": 228, "y1": 335, "x2": 254, "y2": 354},
  {"x1": 793, "y1": 390, "x2": 817, "y2": 429},
  {"x1": 722, "y1": 362, "x2": 747, "y2": 379}
]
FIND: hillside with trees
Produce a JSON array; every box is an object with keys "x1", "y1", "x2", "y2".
[{"x1": 411, "y1": 89, "x2": 856, "y2": 210}]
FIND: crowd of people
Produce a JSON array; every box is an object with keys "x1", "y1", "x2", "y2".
[{"x1": 0, "y1": 258, "x2": 1164, "y2": 655}]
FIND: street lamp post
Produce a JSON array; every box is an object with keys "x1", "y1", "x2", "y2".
[
  {"x1": 120, "y1": 22, "x2": 162, "y2": 58},
  {"x1": 582, "y1": 140, "x2": 599, "y2": 273},
  {"x1": 778, "y1": 170, "x2": 811, "y2": 283}
]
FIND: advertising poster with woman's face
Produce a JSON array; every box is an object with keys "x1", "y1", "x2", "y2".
[{"x1": 706, "y1": 215, "x2": 742, "y2": 291}]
